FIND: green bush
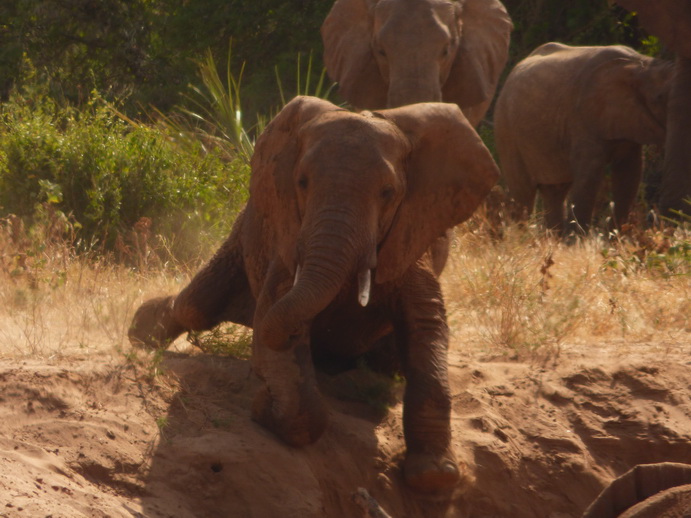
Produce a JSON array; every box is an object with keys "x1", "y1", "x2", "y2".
[{"x1": 0, "y1": 88, "x2": 249, "y2": 261}]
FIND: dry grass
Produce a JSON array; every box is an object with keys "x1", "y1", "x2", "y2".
[
  {"x1": 443, "y1": 218, "x2": 690, "y2": 364},
  {"x1": 0, "y1": 214, "x2": 189, "y2": 360},
  {"x1": 0, "y1": 212, "x2": 688, "y2": 363}
]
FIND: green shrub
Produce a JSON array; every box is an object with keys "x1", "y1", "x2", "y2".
[{"x1": 0, "y1": 89, "x2": 249, "y2": 262}]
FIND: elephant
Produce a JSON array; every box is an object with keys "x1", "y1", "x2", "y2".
[
  {"x1": 128, "y1": 96, "x2": 500, "y2": 493},
  {"x1": 320, "y1": 0, "x2": 513, "y2": 127},
  {"x1": 493, "y1": 43, "x2": 673, "y2": 234},
  {"x1": 613, "y1": 0, "x2": 691, "y2": 220},
  {"x1": 582, "y1": 462, "x2": 691, "y2": 517}
]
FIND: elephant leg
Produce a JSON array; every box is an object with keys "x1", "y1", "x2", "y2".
[
  {"x1": 538, "y1": 183, "x2": 570, "y2": 234},
  {"x1": 128, "y1": 213, "x2": 256, "y2": 349},
  {"x1": 251, "y1": 260, "x2": 328, "y2": 447},
  {"x1": 567, "y1": 148, "x2": 608, "y2": 234},
  {"x1": 610, "y1": 142, "x2": 643, "y2": 229},
  {"x1": 502, "y1": 154, "x2": 537, "y2": 222},
  {"x1": 396, "y1": 262, "x2": 459, "y2": 493}
]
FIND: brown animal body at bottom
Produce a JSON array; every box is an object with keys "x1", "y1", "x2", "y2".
[{"x1": 129, "y1": 96, "x2": 499, "y2": 493}]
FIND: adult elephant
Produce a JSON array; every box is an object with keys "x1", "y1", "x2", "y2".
[
  {"x1": 128, "y1": 96, "x2": 499, "y2": 493},
  {"x1": 582, "y1": 462, "x2": 691, "y2": 517},
  {"x1": 494, "y1": 43, "x2": 673, "y2": 233},
  {"x1": 614, "y1": 0, "x2": 691, "y2": 220},
  {"x1": 320, "y1": 0, "x2": 512, "y2": 127}
]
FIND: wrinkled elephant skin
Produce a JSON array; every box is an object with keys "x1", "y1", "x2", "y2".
[
  {"x1": 128, "y1": 96, "x2": 499, "y2": 493},
  {"x1": 321, "y1": 0, "x2": 512, "y2": 127},
  {"x1": 582, "y1": 462, "x2": 691, "y2": 517},
  {"x1": 494, "y1": 43, "x2": 673, "y2": 234}
]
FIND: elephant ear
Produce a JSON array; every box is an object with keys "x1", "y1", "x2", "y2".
[
  {"x1": 321, "y1": 0, "x2": 388, "y2": 109},
  {"x1": 615, "y1": 0, "x2": 691, "y2": 57},
  {"x1": 250, "y1": 96, "x2": 343, "y2": 271},
  {"x1": 374, "y1": 102, "x2": 499, "y2": 284},
  {"x1": 443, "y1": 0, "x2": 512, "y2": 116}
]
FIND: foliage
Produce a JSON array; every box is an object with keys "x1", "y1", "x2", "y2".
[
  {"x1": 186, "y1": 324, "x2": 253, "y2": 359},
  {"x1": 0, "y1": 86, "x2": 249, "y2": 261},
  {"x1": 0, "y1": 0, "x2": 332, "y2": 116},
  {"x1": 501, "y1": 2, "x2": 654, "y2": 69},
  {"x1": 1, "y1": 0, "x2": 658, "y2": 118}
]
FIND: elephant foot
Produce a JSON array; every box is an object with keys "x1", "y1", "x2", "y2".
[
  {"x1": 403, "y1": 448, "x2": 461, "y2": 493},
  {"x1": 128, "y1": 296, "x2": 185, "y2": 350},
  {"x1": 251, "y1": 385, "x2": 328, "y2": 447}
]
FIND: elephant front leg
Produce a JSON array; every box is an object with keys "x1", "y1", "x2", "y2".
[
  {"x1": 397, "y1": 264, "x2": 460, "y2": 493},
  {"x1": 251, "y1": 261, "x2": 328, "y2": 447}
]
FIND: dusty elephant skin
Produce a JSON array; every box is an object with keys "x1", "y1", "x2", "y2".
[
  {"x1": 494, "y1": 43, "x2": 673, "y2": 234},
  {"x1": 614, "y1": 0, "x2": 691, "y2": 221},
  {"x1": 320, "y1": 0, "x2": 512, "y2": 127},
  {"x1": 129, "y1": 96, "x2": 499, "y2": 493},
  {"x1": 582, "y1": 462, "x2": 691, "y2": 518}
]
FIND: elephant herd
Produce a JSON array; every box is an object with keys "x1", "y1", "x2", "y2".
[{"x1": 128, "y1": 0, "x2": 691, "y2": 514}]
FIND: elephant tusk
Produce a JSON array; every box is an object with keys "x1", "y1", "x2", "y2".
[
  {"x1": 358, "y1": 269, "x2": 371, "y2": 307},
  {"x1": 293, "y1": 265, "x2": 301, "y2": 287}
]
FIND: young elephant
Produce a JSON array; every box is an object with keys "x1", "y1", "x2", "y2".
[
  {"x1": 128, "y1": 96, "x2": 499, "y2": 493},
  {"x1": 494, "y1": 43, "x2": 673, "y2": 233}
]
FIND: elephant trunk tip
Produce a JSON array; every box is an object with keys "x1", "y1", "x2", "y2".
[{"x1": 258, "y1": 319, "x2": 295, "y2": 351}]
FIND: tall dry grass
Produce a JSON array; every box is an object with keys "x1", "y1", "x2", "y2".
[
  {"x1": 443, "y1": 217, "x2": 690, "y2": 364},
  {"x1": 0, "y1": 213, "x2": 188, "y2": 360},
  {"x1": 0, "y1": 209, "x2": 688, "y2": 363}
]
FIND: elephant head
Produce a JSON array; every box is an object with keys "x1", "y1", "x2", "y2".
[
  {"x1": 321, "y1": 0, "x2": 512, "y2": 126},
  {"x1": 249, "y1": 96, "x2": 498, "y2": 351},
  {"x1": 592, "y1": 48, "x2": 672, "y2": 146}
]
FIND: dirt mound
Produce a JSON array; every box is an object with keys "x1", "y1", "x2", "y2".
[{"x1": 1, "y1": 342, "x2": 690, "y2": 518}]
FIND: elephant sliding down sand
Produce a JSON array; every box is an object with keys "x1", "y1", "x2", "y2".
[
  {"x1": 494, "y1": 43, "x2": 673, "y2": 234},
  {"x1": 321, "y1": 0, "x2": 512, "y2": 127},
  {"x1": 128, "y1": 97, "x2": 499, "y2": 493}
]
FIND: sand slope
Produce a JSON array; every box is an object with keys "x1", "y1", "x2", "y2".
[{"x1": 1, "y1": 341, "x2": 690, "y2": 518}]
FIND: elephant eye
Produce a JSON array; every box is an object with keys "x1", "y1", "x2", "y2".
[
  {"x1": 381, "y1": 185, "x2": 395, "y2": 202},
  {"x1": 441, "y1": 45, "x2": 451, "y2": 57},
  {"x1": 377, "y1": 48, "x2": 386, "y2": 57},
  {"x1": 298, "y1": 175, "x2": 308, "y2": 189}
]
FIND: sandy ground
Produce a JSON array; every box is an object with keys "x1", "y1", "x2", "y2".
[{"x1": 1, "y1": 335, "x2": 690, "y2": 518}]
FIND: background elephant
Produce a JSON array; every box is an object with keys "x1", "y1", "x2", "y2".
[
  {"x1": 613, "y1": 0, "x2": 691, "y2": 220},
  {"x1": 582, "y1": 462, "x2": 691, "y2": 517},
  {"x1": 320, "y1": 0, "x2": 512, "y2": 127},
  {"x1": 494, "y1": 43, "x2": 673, "y2": 233},
  {"x1": 129, "y1": 96, "x2": 499, "y2": 493}
]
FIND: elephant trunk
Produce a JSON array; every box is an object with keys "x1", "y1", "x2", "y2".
[
  {"x1": 387, "y1": 67, "x2": 442, "y2": 108},
  {"x1": 259, "y1": 211, "x2": 375, "y2": 350}
]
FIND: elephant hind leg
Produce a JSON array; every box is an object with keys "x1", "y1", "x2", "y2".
[
  {"x1": 501, "y1": 154, "x2": 538, "y2": 222},
  {"x1": 610, "y1": 142, "x2": 643, "y2": 229},
  {"x1": 128, "y1": 295, "x2": 185, "y2": 349},
  {"x1": 539, "y1": 183, "x2": 570, "y2": 234},
  {"x1": 128, "y1": 214, "x2": 256, "y2": 350},
  {"x1": 173, "y1": 219, "x2": 255, "y2": 332}
]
